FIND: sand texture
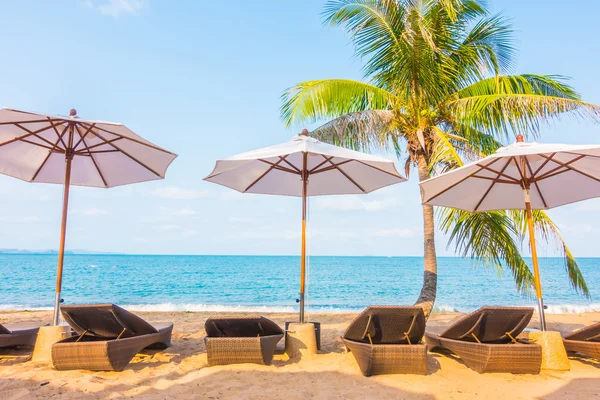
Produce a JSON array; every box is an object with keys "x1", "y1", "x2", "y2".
[{"x1": 1, "y1": 310, "x2": 599, "y2": 399}]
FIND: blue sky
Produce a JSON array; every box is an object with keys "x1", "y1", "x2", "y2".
[{"x1": 0, "y1": 0, "x2": 599, "y2": 256}]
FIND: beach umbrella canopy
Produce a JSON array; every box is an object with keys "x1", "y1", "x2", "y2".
[
  {"x1": 420, "y1": 134, "x2": 600, "y2": 330},
  {"x1": 204, "y1": 131, "x2": 406, "y2": 322},
  {"x1": 0, "y1": 108, "x2": 177, "y2": 324}
]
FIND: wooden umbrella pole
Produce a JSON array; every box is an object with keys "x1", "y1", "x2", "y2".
[
  {"x1": 299, "y1": 151, "x2": 308, "y2": 323},
  {"x1": 524, "y1": 190, "x2": 546, "y2": 331},
  {"x1": 52, "y1": 119, "x2": 75, "y2": 325}
]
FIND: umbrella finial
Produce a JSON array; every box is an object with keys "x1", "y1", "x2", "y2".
[
  {"x1": 516, "y1": 134, "x2": 524, "y2": 143},
  {"x1": 69, "y1": 109, "x2": 77, "y2": 117},
  {"x1": 301, "y1": 129, "x2": 309, "y2": 136}
]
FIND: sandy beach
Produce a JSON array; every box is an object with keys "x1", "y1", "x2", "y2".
[{"x1": 0, "y1": 310, "x2": 598, "y2": 399}]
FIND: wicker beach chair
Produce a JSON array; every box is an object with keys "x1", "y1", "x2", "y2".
[
  {"x1": 342, "y1": 306, "x2": 428, "y2": 376},
  {"x1": 0, "y1": 322, "x2": 42, "y2": 348},
  {"x1": 563, "y1": 321, "x2": 600, "y2": 359},
  {"x1": 51, "y1": 304, "x2": 173, "y2": 371},
  {"x1": 425, "y1": 306, "x2": 542, "y2": 374},
  {"x1": 204, "y1": 317, "x2": 284, "y2": 366}
]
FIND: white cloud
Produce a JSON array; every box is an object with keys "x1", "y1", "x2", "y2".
[
  {"x1": 368, "y1": 228, "x2": 416, "y2": 238},
  {"x1": 77, "y1": 208, "x2": 110, "y2": 216},
  {"x1": 155, "y1": 224, "x2": 179, "y2": 232},
  {"x1": 94, "y1": 0, "x2": 145, "y2": 18},
  {"x1": 237, "y1": 229, "x2": 300, "y2": 240},
  {"x1": 151, "y1": 187, "x2": 209, "y2": 200},
  {"x1": 171, "y1": 208, "x2": 199, "y2": 216},
  {"x1": 140, "y1": 215, "x2": 169, "y2": 223},
  {"x1": 227, "y1": 216, "x2": 257, "y2": 224},
  {"x1": 23, "y1": 216, "x2": 40, "y2": 223},
  {"x1": 315, "y1": 196, "x2": 401, "y2": 212},
  {"x1": 219, "y1": 191, "x2": 253, "y2": 201}
]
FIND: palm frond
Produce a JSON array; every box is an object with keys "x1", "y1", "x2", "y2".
[
  {"x1": 509, "y1": 210, "x2": 590, "y2": 297},
  {"x1": 450, "y1": 13, "x2": 515, "y2": 85},
  {"x1": 448, "y1": 75, "x2": 600, "y2": 139},
  {"x1": 280, "y1": 79, "x2": 395, "y2": 127},
  {"x1": 428, "y1": 126, "x2": 464, "y2": 174},
  {"x1": 310, "y1": 110, "x2": 396, "y2": 152},
  {"x1": 438, "y1": 207, "x2": 535, "y2": 294}
]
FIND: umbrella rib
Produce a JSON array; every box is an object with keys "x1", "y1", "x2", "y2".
[
  {"x1": 475, "y1": 163, "x2": 521, "y2": 183},
  {"x1": 279, "y1": 156, "x2": 302, "y2": 173},
  {"x1": 525, "y1": 157, "x2": 548, "y2": 209},
  {"x1": 0, "y1": 118, "x2": 65, "y2": 126},
  {"x1": 354, "y1": 160, "x2": 404, "y2": 179},
  {"x1": 80, "y1": 137, "x2": 123, "y2": 152},
  {"x1": 18, "y1": 138, "x2": 59, "y2": 152},
  {"x1": 324, "y1": 155, "x2": 365, "y2": 193},
  {"x1": 424, "y1": 158, "x2": 502, "y2": 203},
  {"x1": 76, "y1": 125, "x2": 108, "y2": 187},
  {"x1": 79, "y1": 122, "x2": 176, "y2": 156},
  {"x1": 74, "y1": 149, "x2": 120, "y2": 155},
  {"x1": 72, "y1": 123, "x2": 96, "y2": 151},
  {"x1": 309, "y1": 156, "x2": 333, "y2": 173},
  {"x1": 311, "y1": 159, "x2": 353, "y2": 174},
  {"x1": 563, "y1": 151, "x2": 600, "y2": 159},
  {"x1": 47, "y1": 117, "x2": 68, "y2": 150},
  {"x1": 244, "y1": 157, "x2": 287, "y2": 192},
  {"x1": 536, "y1": 153, "x2": 600, "y2": 185},
  {"x1": 473, "y1": 157, "x2": 513, "y2": 212},
  {"x1": 258, "y1": 159, "x2": 300, "y2": 175},
  {"x1": 0, "y1": 121, "x2": 65, "y2": 149},
  {"x1": 83, "y1": 127, "x2": 162, "y2": 177},
  {"x1": 31, "y1": 125, "x2": 70, "y2": 181},
  {"x1": 32, "y1": 133, "x2": 64, "y2": 150},
  {"x1": 471, "y1": 176, "x2": 519, "y2": 184},
  {"x1": 532, "y1": 154, "x2": 586, "y2": 182},
  {"x1": 530, "y1": 152, "x2": 556, "y2": 179}
]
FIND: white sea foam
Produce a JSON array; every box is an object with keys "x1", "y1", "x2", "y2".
[
  {"x1": 2, "y1": 303, "x2": 600, "y2": 314},
  {"x1": 543, "y1": 303, "x2": 600, "y2": 314}
]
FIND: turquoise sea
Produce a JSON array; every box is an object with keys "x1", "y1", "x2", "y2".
[{"x1": 1, "y1": 255, "x2": 599, "y2": 314}]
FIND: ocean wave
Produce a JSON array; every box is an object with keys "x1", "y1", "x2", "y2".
[
  {"x1": 2, "y1": 302, "x2": 600, "y2": 314},
  {"x1": 543, "y1": 304, "x2": 600, "y2": 314}
]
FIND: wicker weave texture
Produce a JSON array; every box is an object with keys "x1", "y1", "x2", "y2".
[
  {"x1": 51, "y1": 304, "x2": 173, "y2": 371},
  {"x1": 564, "y1": 339, "x2": 600, "y2": 359},
  {"x1": 52, "y1": 327, "x2": 172, "y2": 371},
  {"x1": 343, "y1": 339, "x2": 427, "y2": 376},
  {"x1": 204, "y1": 317, "x2": 284, "y2": 366},
  {"x1": 425, "y1": 306, "x2": 542, "y2": 374},
  {"x1": 0, "y1": 325, "x2": 40, "y2": 348},
  {"x1": 342, "y1": 306, "x2": 427, "y2": 376}
]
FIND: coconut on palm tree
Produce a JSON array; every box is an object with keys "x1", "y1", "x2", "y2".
[{"x1": 281, "y1": 0, "x2": 598, "y2": 317}]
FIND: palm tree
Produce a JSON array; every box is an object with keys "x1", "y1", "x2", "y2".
[{"x1": 281, "y1": 0, "x2": 598, "y2": 317}]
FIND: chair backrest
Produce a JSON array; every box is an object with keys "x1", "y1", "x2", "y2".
[
  {"x1": 61, "y1": 304, "x2": 157, "y2": 339},
  {"x1": 440, "y1": 306, "x2": 533, "y2": 343},
  {"x1": 564, "y1": 321, "x2": 600, "y2": 342},
  {"x1": 205, "y1": 317, "x2": 283, "y2": 338},
  {"x1": 0, "y1": 323, "x2": 10, "y2": 334},
  {"x1": 343, "y1": 306, "x2": 425, "y2": 344}
]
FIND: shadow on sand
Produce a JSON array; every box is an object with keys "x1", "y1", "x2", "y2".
[{"x1": 1, "y1": 370, "x2": 436, "y2": 399}]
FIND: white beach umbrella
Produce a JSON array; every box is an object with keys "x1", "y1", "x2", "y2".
[
  {"x1": 204, "y1": 131, "x2": 406, "y2": 322},
  {"x1": 420, "y1": 134, "x2": 600, "y2": 330},
  {"x1": 0, "y1": 108, "x2": 177, "y2": 324}
]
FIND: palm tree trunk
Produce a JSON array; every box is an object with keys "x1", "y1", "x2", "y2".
[{"x1": 414, "y1": 153, "x2": 437, "y2": 319}]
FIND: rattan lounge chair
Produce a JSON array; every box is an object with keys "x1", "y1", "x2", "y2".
[
  {"x1": 51, "y1": 304, "x2": 173, "y2": 371},
  {"x1": 342, "y1": 306, "x2": 428, "y2": 376},
  {"x1": 0, "y1": 322, "x2": 42, "y2": 348},
  {"x1": 563, "y1": 321, "x2": 600, "y2": 359},
  {"x1": 204, "y1": 317, "x2": 284, "y2": 366},
  {"x1": 425, "y1": 306, "x2": 542, "y2": 374}
]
